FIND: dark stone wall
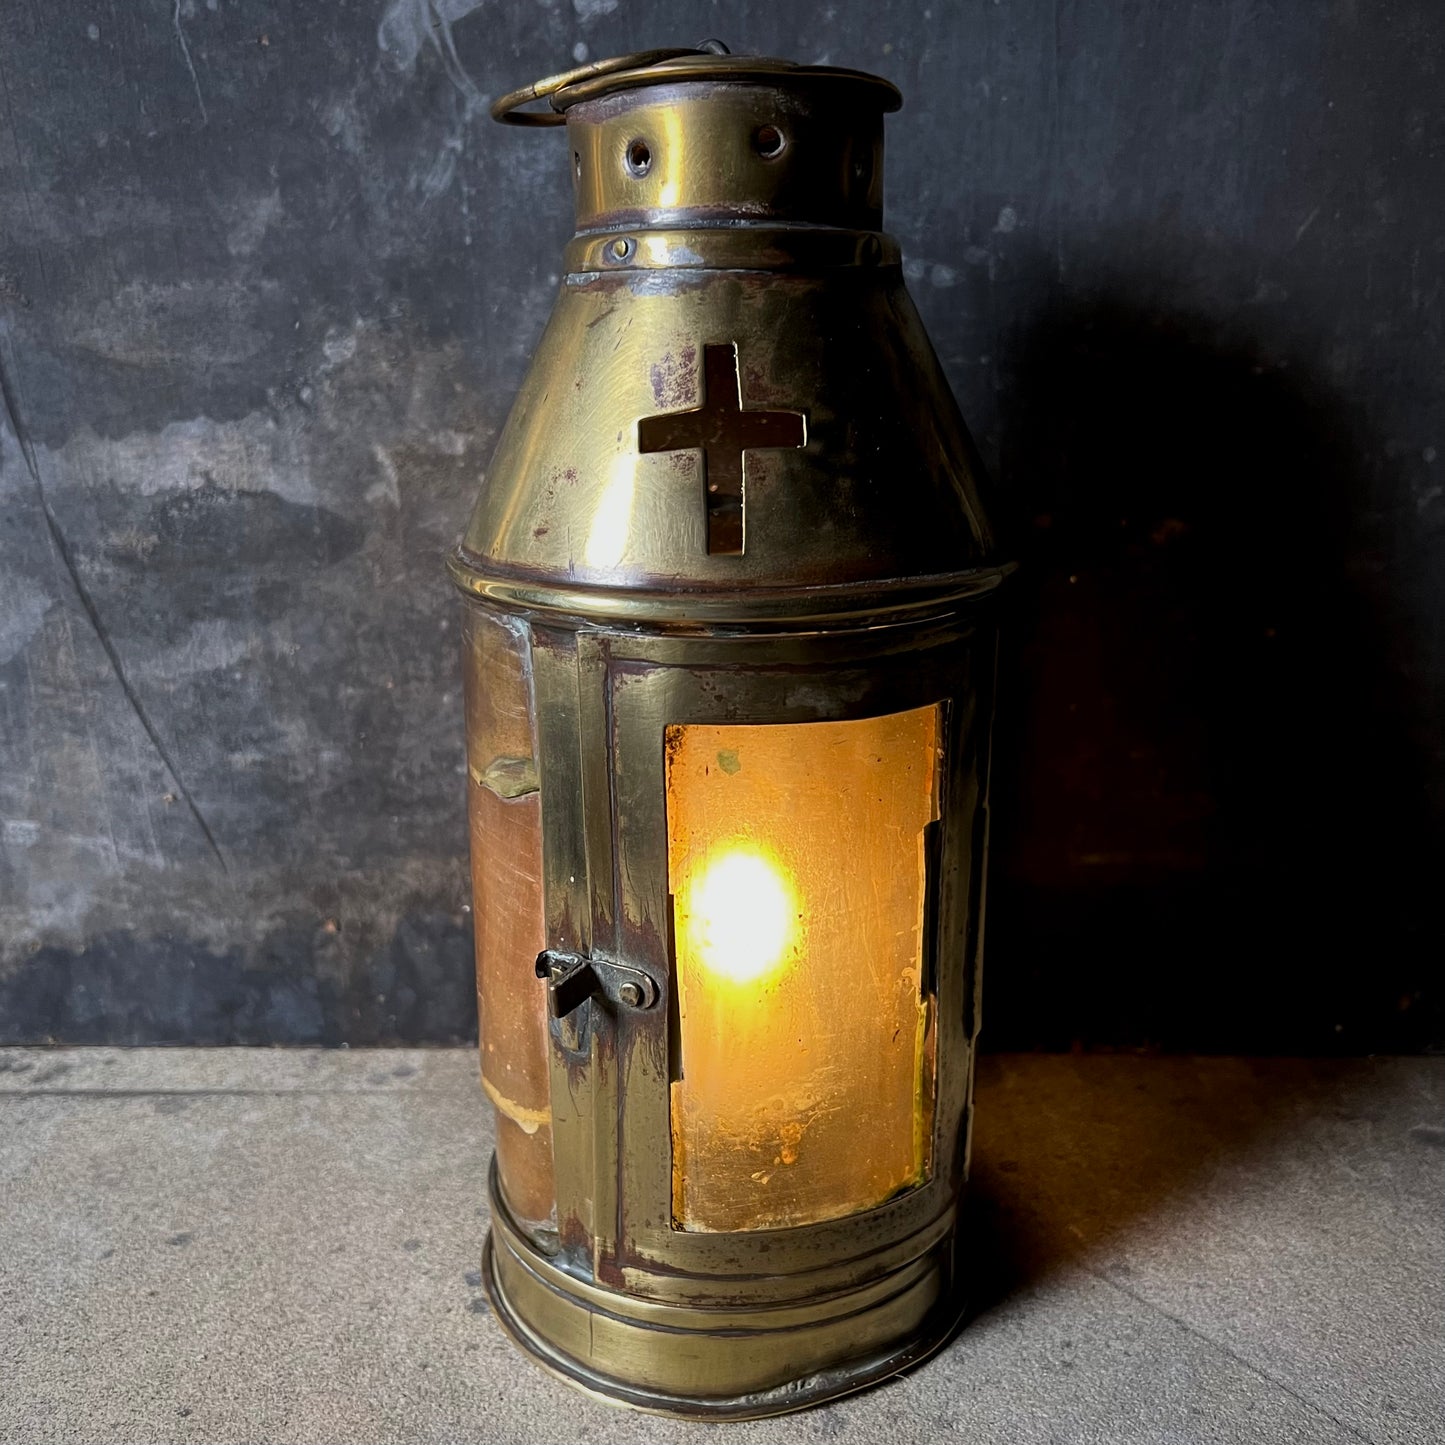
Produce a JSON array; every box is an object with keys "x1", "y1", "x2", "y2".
[{"x1": 1, "y1": 2, "x2": 1440, "y2": 1049}]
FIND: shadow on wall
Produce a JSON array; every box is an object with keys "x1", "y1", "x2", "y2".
[{"x1": 978, "y1": 263, "x2": 1441, "y2": 1054}]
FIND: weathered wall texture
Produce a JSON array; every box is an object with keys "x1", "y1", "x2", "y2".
[{"x1": 0, "y1": 2, "x2": 1440, "y2": 1048}]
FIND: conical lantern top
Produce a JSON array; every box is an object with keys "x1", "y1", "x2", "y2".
[{"x1": 451, "y1": 48, "x2": 1007, "y2": 627}]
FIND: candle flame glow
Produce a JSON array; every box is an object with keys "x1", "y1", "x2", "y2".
[{"x1": 682, "y1": 846, "x2": 797, "y2": 986}]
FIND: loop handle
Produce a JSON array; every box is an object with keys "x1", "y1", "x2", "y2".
[{"x1": 490, "y1": 48, "x2": 707, "y2": 126}]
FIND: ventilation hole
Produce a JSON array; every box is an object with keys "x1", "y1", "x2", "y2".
[
  {"x1": 625, "y1": 139, "x2": 651, "y2": 177},
  {"x1": 573, "y1": 151, "x2": 582, "y2": 180},
  {"x1": 853, "y1": 151, "x2": 873, "y2": 189},
  {"x1": 753, "y1": 124, "x2": 786, "y2": 159}
]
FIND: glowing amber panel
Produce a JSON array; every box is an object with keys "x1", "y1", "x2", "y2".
[{"x1": 666, "y1": 705, "x2": 942, "y2": 1233}]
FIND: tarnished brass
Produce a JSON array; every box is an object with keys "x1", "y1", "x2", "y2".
[
  {"x1": 534, "y1": 949, "x2": 658, "y2": 1018},
  {"x1": 637, "y1": 340, "x2": 806, "y2": 555},
  {"x1": 452, "y1": 45, "x2": 1010, "y2": 1419}
]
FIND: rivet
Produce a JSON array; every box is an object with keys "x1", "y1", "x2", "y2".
[
  {"x1": 618, "y1": 981, "x2": 644, "y2": 1007},
  {"x1": 607, "y1": 237, "x2": 634, "y2": 263}
]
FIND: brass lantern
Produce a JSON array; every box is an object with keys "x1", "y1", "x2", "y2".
[{"x1": 450, "y1": 45, "x2": 1010, "y2": 1418}]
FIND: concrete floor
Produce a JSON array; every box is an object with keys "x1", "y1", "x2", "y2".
[{"x1": 1, "y1": 1049, "x2": 1440, "y2": 1444}]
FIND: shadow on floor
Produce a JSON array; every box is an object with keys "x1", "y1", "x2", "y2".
[{"x1": 959, "y1": 1053, "x2": 1398, "y2": 1320}]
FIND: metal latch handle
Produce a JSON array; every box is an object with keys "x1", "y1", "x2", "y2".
[{"x1": 534, "y1": 950, "x2": 658, "y2": 1018}]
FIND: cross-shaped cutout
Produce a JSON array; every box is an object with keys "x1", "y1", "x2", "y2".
[{"x1": 637, "y1": 343, "x2": 807, "y2": 555}]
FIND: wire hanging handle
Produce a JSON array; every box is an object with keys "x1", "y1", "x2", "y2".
[{"x1": 491, "y1": 45, "x2": 726, "y2": 126}]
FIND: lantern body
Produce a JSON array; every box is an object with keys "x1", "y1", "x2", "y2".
[{"x1": 451, "y1": 51, "x2": 1010, "y2": 1417}]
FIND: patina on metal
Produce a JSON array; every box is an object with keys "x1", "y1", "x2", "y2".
[
  {"x1": 636, "y1": 341, "x2": 807, "y2": 556},
  {"x1": 451, "y1": 44, "x2": 1010, "y2": 1419}
]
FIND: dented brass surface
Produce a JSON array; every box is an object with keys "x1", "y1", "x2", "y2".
[{"x1": 454, "y1": 47, "x2": 1008, "y2": 1418}]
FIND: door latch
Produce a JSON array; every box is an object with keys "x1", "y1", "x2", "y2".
[{"x1": 534, "y1": 950, "x2": 658, "y2": 1019}]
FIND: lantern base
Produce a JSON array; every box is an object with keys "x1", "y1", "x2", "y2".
[{"x1": 481, "y1": 1209, "x2": 966, "y2": 1420}]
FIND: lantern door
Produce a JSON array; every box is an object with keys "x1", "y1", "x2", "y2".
[{"x1": 527, "y1": 616, "x2": 994, "y2": 1297}]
